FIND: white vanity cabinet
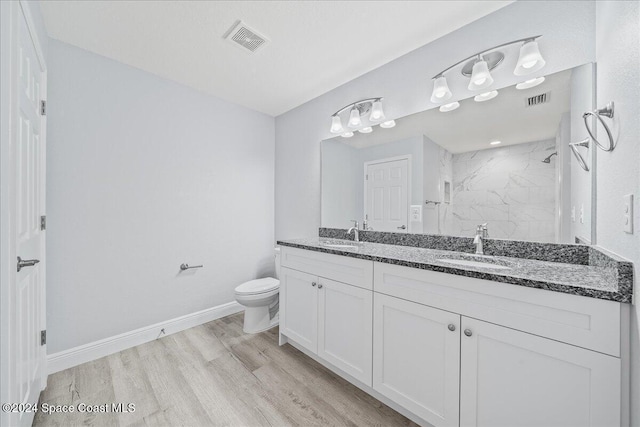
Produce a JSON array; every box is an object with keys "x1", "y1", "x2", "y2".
[
  {"x1": 279, "y1": 246, "x2": 627, "y2": 427},
  {"x1": 279, "y1": 247, "x2": 374, "y2": 385},
  {"x1": 459, "y1": 317, "x2": 620, "y2": 427},
  {"x1": 373, "y1": 293, "x2": 461, "y2": 427}
]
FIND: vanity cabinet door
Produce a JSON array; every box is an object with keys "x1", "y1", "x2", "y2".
[
  {"x1": 280, "y1": 267, "x2": 318, "y2": 353},
  {"x1": 373, "y1": 293, "x2": 461, "y2": 427},
  {"x1": 317, "y1": 278, "x2": 373, "y2": 386},
  {"x1": 459, "y1": 317, "x2": 621, "y2": 427}
]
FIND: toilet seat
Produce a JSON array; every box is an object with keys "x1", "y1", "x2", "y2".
[{"x1": 235, "y1": 277, "x2": 279, "y2": 296}]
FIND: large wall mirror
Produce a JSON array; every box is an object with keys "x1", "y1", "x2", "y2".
[{"x1": 321, "y1": 63, "x2": 595, "y2": 244}]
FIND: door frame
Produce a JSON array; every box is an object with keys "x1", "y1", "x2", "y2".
[
  {"x1": 0, "y1": 1, "x2": 48, "y2": 425},
  {"x1": 363, "y1": 154, "x2": 411, "y2": 232}
]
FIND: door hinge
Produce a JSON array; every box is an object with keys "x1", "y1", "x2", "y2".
[
  {"x1": 40, "y1": 330, "x2": 46, "y2": 346},
  {"x1": 40, "y1": 215, "x2": 46, "y2": 231},
  {"x1": 40, "y1": 100, "x2": 46, "y2": 116}
]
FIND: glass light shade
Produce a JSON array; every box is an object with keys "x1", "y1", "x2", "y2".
[
  {"x1": 330, "y1": 115, "x2": 344, "y2": 133},
  {"x1": 514, "y1": 40, "x2": 546, "y2": 76},
  {"x1": 348, "y1": 107, "x2": 362, "y2": 128},
  {"x1": 341, "y1": 131, "x2": 354, "y2": 138},
  {"x1": 474, "y1": 90, "x2": 498, "y2": 102},
  {"x1": 369, "y1": 100, "x2": 385, "y2": 121},
  {"x1": 379, "y1": 120, "x2": 396, "y2": 129},
  {"x1": 358, "y1": 127, "x2": 373, "y2": 134},
  {"x1": 515, "y1": 76, "x2": 545, "y2": 90},
  {"x1": 430, "y1": 76, "x2": 452, "y2": 103},
  {"x1": 439, "y1": 102, "x2": 460, "y2": 112},
  {"x1": 468, "y1": 60, "x2": 494, "y2": 91}
]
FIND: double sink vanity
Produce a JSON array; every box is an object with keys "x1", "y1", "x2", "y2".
[{"x1": 276, "y1": 229, "x2": 633, "y2": 427}]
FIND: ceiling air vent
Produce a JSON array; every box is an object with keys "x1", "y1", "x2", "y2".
[
  {"x1": 223, "y1": 20, "x2": 269, "y2": 53},
  {"x1": 526, "y1": 92, "x2": 550, "y2": 107}
]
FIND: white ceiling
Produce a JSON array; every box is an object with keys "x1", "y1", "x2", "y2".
[
  {"x1": 39, "y1": 1, "x2": 512, "y2": 116},
  {"x1": 334, "y1": 68, "x2": 572, "y2": 153}
]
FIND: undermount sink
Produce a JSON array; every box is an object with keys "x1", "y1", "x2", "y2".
[
  {"x1": 436, "y1": 257, "x2": 512, "y2": 270},
  {"x1": 322, "y1": 243, "x2": 359, "y2": 249}
]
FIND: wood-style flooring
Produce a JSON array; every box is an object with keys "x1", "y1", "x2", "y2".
[{"x1": 33, "y1": 313, "x2": 418, "y2": 427}]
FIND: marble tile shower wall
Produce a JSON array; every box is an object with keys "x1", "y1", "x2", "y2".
[{"x1": 450, "y1": 139, "x2": 557, "y2": 242}]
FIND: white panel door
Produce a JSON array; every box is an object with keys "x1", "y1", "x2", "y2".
[
  {"x1": 317, "y1": 278, "x2": 373, "y2": 386},
  {"x1": 460, "y1": 317, "x2": 621, "y2": 427},
  {"x1": 2, "y1": 4, "x2": 47, "y2": 427},
  {"x1": 365, "y1": 158, "x2": 408, "y2": 232},
  {"x1": 280, "y1": 267, "x2": 318, "y2": 353},
  {"x1": 373, "y1": 294, "x2": 460, "y2": 427}
]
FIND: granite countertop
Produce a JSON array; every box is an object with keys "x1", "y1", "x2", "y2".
[{"x1": 277, "y1": 237, "x2": 633, "y2": 303}]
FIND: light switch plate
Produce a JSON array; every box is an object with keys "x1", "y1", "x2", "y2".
[
  {"x1": 623, "y1": 194, "x2": 633, "y2": 233},
  {"x1": 410, "y1": 205, "x2": 422, "y2": 222}
]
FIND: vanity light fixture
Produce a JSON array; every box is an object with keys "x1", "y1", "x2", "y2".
[
  {"x1": 474, "y1": 90, "x2": 498, "y2": 102},
  {"x1": 430, "y1": 75, "x2": 453, "y2": 103},
  {"x1": 329, "y1": 98, "x2": 386, "y2": 134},
  {"x1": 439, "y1": 101, "x2": 460, "y2": 112},
  {"x1": 516, "y1": 76, "x2": 545, "y2": 90},
  {"x1": 358, "y1": 127, "x2": 373, "y2": 133},
  {"x1": 430, "y1": 36, "x2": 545, "y2": 104},
  {"x1": 514, "y1": 39, "x2": 546, "y2": 76},
  {"x1": 468, "y1": 57, "x2": 494, "y2": 91},
  {"x1": 348, "y1": 106, "x2": 362, "y2": 128},
  {"x1": 489, "y1": 140, "x2": 502, "y2": 145},
  {"x1": 379, "y1": 120, "x2": 396, "y2": 128},
  {"x1": 341, "y1": 131, "x2": 354, "y2": 138}
]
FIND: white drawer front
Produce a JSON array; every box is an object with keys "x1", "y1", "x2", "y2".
[
  {"x1": 281, "y1": 247, "x2": 373, "y2": 290},
  {"x1": 374, "y1": 262, "x2": 621, "y2": 356}
]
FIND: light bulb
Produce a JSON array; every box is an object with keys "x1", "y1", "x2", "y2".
[
  {"x1": 514, "y1": 40, "x2": 546, "y2": 76},
  {"x1": 369, "y1": 100, "x2": 385, "y2": 121},
  {"x1": 330, "y1": 115, "x2": 344, "y2": 133},
  {"x1": 430, "y1": 76, "x2": 452, "y2": 103},
  {"x1": 348, "y1": 106, "x2": 362, "y2": 128},
  {"x1": 468, "y1": 59, "x2": 494, "y2": 91},
  {"x1": 474, "y1": 90, "x2": 498, "y2": 102},
  {"x1": 439, "y1": 102, "x2": 460, "y2": 112},
  {"x1": 379, "y1": 120, "x2": 396, "y2": 129},
  {"x1": 358, "y1": 127, "x2": 373, "y2": 134},
  {"x1": 516, "y1": 76, "x2": 545, "y2": 90},
  {"x1": 341, "y1": 132, "x2": 354, "y2": 138}
]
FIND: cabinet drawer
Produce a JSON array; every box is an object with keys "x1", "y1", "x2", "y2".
[
  {"x1": 374, "y1": 262, "x2": 621, "y2": 356},
  {"x1": 281, "y1": 247, "x2": 373, "y2": 290}
]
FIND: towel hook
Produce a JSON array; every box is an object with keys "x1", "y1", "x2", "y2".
[{"x1": 583, "y1": 101, "x2": 615, "y2": 152}]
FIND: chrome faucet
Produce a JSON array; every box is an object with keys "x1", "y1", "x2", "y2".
[
  {"x1": 473, "y1": 223, "x2": 488, "y2": 255},
  {"x1": 347, "y1": 220, "x2": 360, "y2": 242}
]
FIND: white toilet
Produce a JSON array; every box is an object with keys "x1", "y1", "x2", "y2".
[{"x1": 234, "y1": 248, "x2": 280, "y2": 333}]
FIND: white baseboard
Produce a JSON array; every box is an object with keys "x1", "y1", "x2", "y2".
[{"x1": 47, "y1": 301, "x2": 243, "y2": 375}]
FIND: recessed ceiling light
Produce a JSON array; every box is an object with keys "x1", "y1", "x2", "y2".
[
  {"x1": 380, "y1": 120, "x2": 396, "y2": 129},
  {"x1": 341, "y1": 132, "x2": 354, "y2": 138},
  {"x1": 474, "y1": 90, "x2": 498, "y2": 102},
  {"x1": 358, "y1": 127, "x2": 373, "y2": 133},
  {"x1": 516, "y1": 76, "x2": 545, "y2": 90},
  {"x1": 490, "y1": 140, "x2": 502, "y2": 145},
  {"x1": 439, "y1": 102, "x2": 460, "y2": 112}
]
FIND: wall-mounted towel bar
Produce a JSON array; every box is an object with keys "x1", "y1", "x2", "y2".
[
  {"x1": 180, "y1": 263, "x2": 203, "y2": 271},
  {"x1": 583, "y1": 101, "x2": 615, "y2": 152}
]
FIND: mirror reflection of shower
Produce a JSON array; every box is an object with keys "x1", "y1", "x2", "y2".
[{"x1": 542, "y1": 152, "x2": 558, "y2": 163}]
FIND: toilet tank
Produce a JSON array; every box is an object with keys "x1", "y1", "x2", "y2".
[{"x1": 274, "y1": 247, "x2": 281, "y2": 279}]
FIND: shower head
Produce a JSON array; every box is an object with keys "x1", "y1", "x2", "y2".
[{"x1": 542, "y1": 152, "x2": 558, "y2": 163}]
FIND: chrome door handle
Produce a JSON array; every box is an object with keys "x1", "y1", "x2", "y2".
[
  {"x1": 464, "y1": 329, "x2": 473, "y2": 337},
  {"x1": 448, "y1": 324, "x2": 456, "y2": 332},
  {"x1": 317, "y1": 284, "x2": 323, "y2": 289},
  {"x1": 312, "y1": 282, "x2": 317, "y2": 287},
  {"x1": 397, "y1": 225, "x2": 406, "y2": 230},
  {"x1": 180, "y1": 263, "x2": 203, "y2": 271},
  {"x1": 17, "y1": 256, "x2": 40, "y2": 272}
]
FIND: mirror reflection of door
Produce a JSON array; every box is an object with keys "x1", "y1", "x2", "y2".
[{"x1": 365, "y1": 157, "x2": 409, "y2": 233}]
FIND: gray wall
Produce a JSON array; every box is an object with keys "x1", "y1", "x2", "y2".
[
  {"x1": 275, "y1": 1, "x2": 596, "y2": 241},
  {"x1": 46, "y1": 40, "x2": 275, "y2": 353},
  {"x1": 594, "y1": 2, "x2": 640, "y2": 424}
]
